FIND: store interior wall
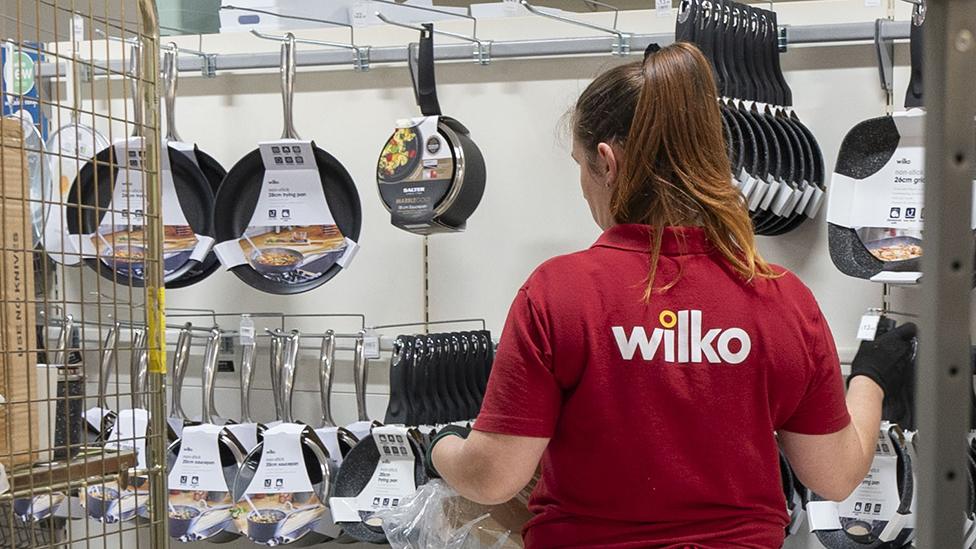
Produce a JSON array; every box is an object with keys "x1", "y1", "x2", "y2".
[{"x1": 48, "y1": 2, "x2": 965, "y2": 547}]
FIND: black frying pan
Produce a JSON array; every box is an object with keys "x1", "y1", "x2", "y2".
[
  {"x1": 213, "y1": 35, "x2": 361, "y2": 295},
  {"x1": 161, "y1": 46, "x2": 227, "y2": 289}
]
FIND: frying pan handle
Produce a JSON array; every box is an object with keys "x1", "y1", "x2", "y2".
[
  {"x1": 97, "y1": 322, "x2": 120, "y2": 410},
  {"x1": 130, "y1": 328, "x2": 146, "y2": 409},
  {"x1": 240, "y1": 340, "x2": 257, "y2": 423},
  {"x1": 162, "y1": 44, "x2": 182, "y2": 142},
  {"x1": 128, "y1": 41, "x2": 144, "y2": 136},
  {"x1": 269, "y1": 331, "x2": 285, "y2": 420},
  {"x1": 202, "y1": 327, "x2": 222, "y2": 424},
  {"x1": 353, "y1": 332, "x2": 369, "y2": 422},
  {"x1": 318, "y1": 330, "x2": 337, "y2": 428},
  {"x1": 905, "y1": 8, "x2": 925, "y2": 109},
  {"x1": 281, "y1": 331, "x2": 302, "y2": 424},
  {"x1": 170, "y1": 323, "x2": 193, "y2": 420},
  {"x1": 280, "y1": 33, "x2": 300, "y2": 139},
  {"x1": 408, "y1": 24, "x2": 442, "y2": 117},
  {"x1": 52, "y1": 314, "x2": 73, "y2": 366}
]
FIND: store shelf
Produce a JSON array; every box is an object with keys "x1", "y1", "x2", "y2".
[{"x1": 37, "y1": 19, "x2": 912, "y2": 79}]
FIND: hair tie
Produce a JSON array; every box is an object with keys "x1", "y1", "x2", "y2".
[{"x1": 644, "y1": 43, "x2": 661, "y2": 60}]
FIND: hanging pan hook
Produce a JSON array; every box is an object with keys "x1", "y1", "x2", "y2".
[
  {"x1": 373, "y1": 0, "x2": 492, "y2": 65},
  {"x1": 520, "y1": 0, "x2": 631, "y2": 55}
]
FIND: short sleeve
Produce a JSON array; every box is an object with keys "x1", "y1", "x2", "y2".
[
  {"x1": 779, "y1": 310, "x2": 852, "y2": 435},
  {"x1": 473, "y1": 289, "x2": 561, "y2": 438}
]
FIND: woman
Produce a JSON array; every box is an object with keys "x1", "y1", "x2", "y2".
[{"x1": 427, "y1": 42, "x2": 916, "y2": 548}]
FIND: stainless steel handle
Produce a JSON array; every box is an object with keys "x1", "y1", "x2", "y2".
[
  {"x1": 128, "y1": 42, "x2": 144, "y2": 136},
  {"x1": 130, "y1": 329, "x2": 146, "y2": 409},
  {"x1": 353, "y1": 332, "x2": 368, "y2": 422},
  {"x1": 170, "y1": 324, "x2": 192, "y2": 420},
  {"x1": 280, "y1": 33, "x2": 299, "y2": 139},
  {"x1": 240, "y1": 340, "x2": 257, "y2": 423},
  {"x1": 202, "y1": 328, "x2": 222, "y2": 424},
  {"x1": 97, "y1": 322, "x2": 120, "y2": 410},
  {"x1": 318, "y1": 330, "x2": 336, "y2": 428},
  {"x1": 52, "y1": 314, "x2": 73, "y2": 366},
  {"x1": 281, "y1": 330, "x2": 301, "y2": 424},
  {"x1": 269, "y1": 332, "x2": 284, "y2": 420},
  {"x1": 162, "y1": 44, "x2": 181, "y2": 142}
]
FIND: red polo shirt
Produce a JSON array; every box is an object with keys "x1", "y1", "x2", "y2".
[{"x1": 474, "y1": 224, "x2": 850, "y2": 549}]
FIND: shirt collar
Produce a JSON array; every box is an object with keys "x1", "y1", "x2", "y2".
[{"x1": 591, "y1": 224, "x2": 714, "y2": 255}]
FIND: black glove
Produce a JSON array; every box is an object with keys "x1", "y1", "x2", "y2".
[
  {"x1": 424, "y1": 424, "x2": 471, "y2": 479},
  {"x1": 848, "y1": 322, "x2": 918, "y2": 397}
]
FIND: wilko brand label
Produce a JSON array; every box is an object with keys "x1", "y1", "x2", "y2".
[{"x1": 613, "y1": 310, "x2": 752, "y2": 364}]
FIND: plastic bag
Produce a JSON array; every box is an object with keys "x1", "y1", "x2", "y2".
[{"x1": 375, "y1": 480, "x2": 521, "y2": 549}]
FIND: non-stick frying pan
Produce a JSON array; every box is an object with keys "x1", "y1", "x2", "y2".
[
  {"x1": 214, "y1": 35, "x2": 361, "y2": 295},
  {"x1": 160, "y1": 45, "x2": 226, "y2": 289},
  {"x1": 231, "y1": 331, "x2": 335, "y2": 546},
  {"x1": 811, "y1": 424, "x2": 915, "y2": 548},
  {"x1": 66, "y1": 43, "x2": 215, "y2": 288}
]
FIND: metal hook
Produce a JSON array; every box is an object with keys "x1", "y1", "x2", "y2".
[
  {"x1": 520, "y1": 0, "x2": 630, "y2": 56},
  {"x1": 249, "y1": 29, "x2": 370, "y2": 71},
  {"x1": 225, "y1": 5, "x2": 370, "y2": 71},
  {"x1": 160, "y1": 42, "x2": 217, "y2": 78},
  {"x1": 579, "y1": 0, "x2": 622, "y2": 30},
  {"x1": 373, "y1": 0, "x2": 491, "y2": 65}
]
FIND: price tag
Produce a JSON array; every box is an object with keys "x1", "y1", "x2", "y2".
[
  {"x1": 656, "y1": 0, "x2": 672, "y2": 17},
  {"x1": 350, "y1": 1, "x2": 372, "y2": 27},
  {"x1": 857, "y1": 313, "x2": 882, "y2": 341},
  {"x1": 364, "y1": 328, "x2": 381, "y2": 360},
  {"x1": 864, "y1": 0, "x2": 882, "y2": 7}
]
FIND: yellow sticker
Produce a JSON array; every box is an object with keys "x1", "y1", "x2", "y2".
[
  {"x1": 659, "y1": 310, "x2": 677, "y2": 329},
  {"x1": 148, "y1": 288, "x2": 167, "y2": 374}
]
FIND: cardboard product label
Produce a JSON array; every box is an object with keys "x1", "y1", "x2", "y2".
[
  {"x1": 81, "y1": 478, "x2": 150, "y2": 524},
  {"x1": 213, "y1": 139, "x2": 358, "y2": 286},
  {"x1": 235, "y1": 423, "x2": 326, "y2": 546},
  {"x1": 330, "y1": 426, "x2": 418, "y2": 522},
  {"x1": 226, "y1": 423, "x2": 260, "y2": 452},
  {"x1": 836, "y1": 429, "x2": 902, "y2": 531},
  {"x1": 376, "y1": 117, "x2": 457, "y2": 233},
  {"x1": 79, "y1": 138, "x2": 213, "y2": 282},
  {"x1": 313, "y1": 426, "x2": 345, "y2": 468},
  {"x1": 168, "y1": 424, "x2": 238, "y2": 542},
  {"x1": 83, "y1": 406, "x2": 111, "y2": 432},
  {"x1": 105, "y1": 408, "x2": 149, "y2": 470}
]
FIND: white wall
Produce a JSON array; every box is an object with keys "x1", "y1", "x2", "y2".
[{"x1": 54, "y1": 2, "x2": 945, "y2": 547}]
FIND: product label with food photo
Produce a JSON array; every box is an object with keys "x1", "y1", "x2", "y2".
[{"x1": 213, "y1": 139, "x2": 358, "y2": 286}]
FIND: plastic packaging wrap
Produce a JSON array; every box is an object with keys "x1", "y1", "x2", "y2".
[{"x1": 376, "y1": 480, "x2": 522, "y2": 549}]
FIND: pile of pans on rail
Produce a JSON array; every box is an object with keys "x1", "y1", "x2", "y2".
[{"x1": 676, "y1": 0, "x2": 826, "y2": 236}]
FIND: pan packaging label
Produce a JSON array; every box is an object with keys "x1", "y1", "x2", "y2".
[
  {"x1": 104, "y1": 407, "x2": 149, "y2": 470},
  {"x1": 836, "y1": 429, "x2": 902, "y2": 531},
  {"x1": 213, "y1": 139, "x2": 359, "y2": 285},
  {"x1": 829, "y1": 110, "x2": 976, "y2": 233},
  {"x1": 168, "y1": 424, "x2": 238, "y2": 542},
  {"x1": 159, "y1": 139, "x2": 215, "y2": 279},
  {"x1": 330, "y1": 426, "x2": 418, "y2": 522},
  {"x1": 376, "y1": 116, "x2": 457, "y2": 234},
  {"x1": 237, "y1": 423, "x2": 326, "y2": 546}
]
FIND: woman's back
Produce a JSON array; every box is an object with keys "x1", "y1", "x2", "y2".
[{"x1": 476, "y1": 224, "x2": 849, "y2": 548}]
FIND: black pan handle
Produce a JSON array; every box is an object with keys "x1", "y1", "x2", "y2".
[
  {"x1": 385, "y1": 336, "x2": 411, "y2": 425},
  {"x1": 408, "y1": 23, "x2": 442, "y2": 117},
  {"x1": 905, "y1": 8, "x2": 925, "y2": 108}
]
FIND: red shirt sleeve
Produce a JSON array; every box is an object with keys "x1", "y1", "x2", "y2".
[
  {"x1": 473, "y1": 288, "x2": 561, "y2": 438},
  {"x1": 779, "y1": 309, "x2": 852, "y2": 435}
]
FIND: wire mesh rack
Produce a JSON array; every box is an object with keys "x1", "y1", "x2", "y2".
[{"x1": 0, "y1": 1, "x2": 166, "y2": 548}]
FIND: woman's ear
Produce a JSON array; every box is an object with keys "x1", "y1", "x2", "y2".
[{"x1": 596, "y1": 142, "x2": 618, "y2": 188}]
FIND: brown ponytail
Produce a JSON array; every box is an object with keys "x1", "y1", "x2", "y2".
[{"x1": 573, "y1": 42, "x2": 776, "y2": 300}]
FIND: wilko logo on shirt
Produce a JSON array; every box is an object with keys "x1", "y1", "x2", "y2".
[{"x1": 612, "y1": 309, "x2": 751, "y2": 364}]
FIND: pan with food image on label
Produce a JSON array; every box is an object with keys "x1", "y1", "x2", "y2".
[
  {"x1": 167, "y1": 328, "x2": 247, "y2": 543},
  {"x1": 231, "y1": 331, "x2": 337, "y2": 546},
  {"x1": 213, "y1": 34, "x2": 360, "y2": 295}
]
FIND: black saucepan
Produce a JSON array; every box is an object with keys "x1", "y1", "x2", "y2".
[
  {"x1": 376, "y1": 23, "x2": 486, "y2": 234},
  {"x1": 214, "y1": 35, "x2": 361, "y2": 295}
]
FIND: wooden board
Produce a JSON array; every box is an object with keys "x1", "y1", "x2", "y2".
[{"x1": 0, "y1": 119, "x2": 38, "y2": 468}]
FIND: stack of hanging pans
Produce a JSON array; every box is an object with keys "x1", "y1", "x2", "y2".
[{"x1": 675, "y1": 0, "x2": 825, "y2": 236}]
